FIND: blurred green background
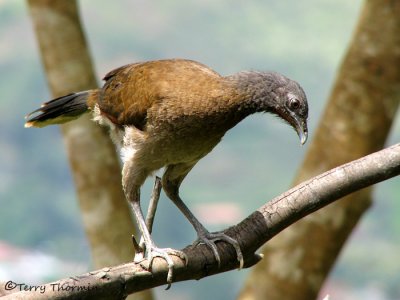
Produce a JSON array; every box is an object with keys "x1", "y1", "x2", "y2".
[{"x1": 0, "y1": 1, "x2": 399, "y2": 299}]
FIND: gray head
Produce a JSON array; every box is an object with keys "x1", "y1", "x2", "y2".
[{"x1": 230, "y1": 71, "x2": 309, "y2": 144}]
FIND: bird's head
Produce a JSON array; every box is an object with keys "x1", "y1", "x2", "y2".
[
  {"x1": 241, "y1": 71, "x2": 308, "y2": 145},
  {"x1": 268, "y1": 74, "x2": 308, "y2": 145}
]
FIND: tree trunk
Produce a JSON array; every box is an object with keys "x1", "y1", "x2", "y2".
[
  {"x1": 238, "y1": 0, "x2": 400, "y2": 299},
  {"x1": 26, "y1": 1, "x2": 153, "y2": 299}
]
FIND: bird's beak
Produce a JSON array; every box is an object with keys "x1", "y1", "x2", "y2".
[{"x1": 294, "y1": 117, "x2": 308, "y2": 145}]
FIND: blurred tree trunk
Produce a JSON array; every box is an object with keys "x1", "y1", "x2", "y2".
[
  {"x1": 238, "y1": 1, "x2": 400, "y2": 299},
  {"x1": 27, "y1": 1, "x2": 153, "y2": 299}
]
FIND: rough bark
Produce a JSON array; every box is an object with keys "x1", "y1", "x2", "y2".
[
  {"x1": 2, "y1": 143, "x2": 400, "y2": 299},
  {"x1": 26, "y1": 1, "x2": 152, "y2": 299},
  {"x1": 238, "y1": 1, "x2": 400, "y2": 299}
]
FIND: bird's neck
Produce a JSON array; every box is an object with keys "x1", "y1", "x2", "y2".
[
  {"x1": 198, "y1": 72, "x2": 277, "y2": 136},
  {"x1": 225, "y1": 71, "x2": 279, "y2": 113}
]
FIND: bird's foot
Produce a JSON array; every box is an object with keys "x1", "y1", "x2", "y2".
[
  {"x1": 192, "y1": 231, "x2": 244, "y2": 269},
  {"x1": 133, "y1": 243, "x2": 187, "y2": 288}
]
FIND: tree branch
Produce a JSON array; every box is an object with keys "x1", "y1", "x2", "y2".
[{"x1": 3, "y1": 143, "x2": 400, "y2": 299}]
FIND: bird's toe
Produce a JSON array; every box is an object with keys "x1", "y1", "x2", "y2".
[
  {"x1": 192, "y1": 236, "x2": 221, "y2": 266},
  {"x1": 140, "y1": 246, "x2": 187, "y2": 287},
  {"x1": 193, "y1": 231, "x2": 243, "y2": 269}
]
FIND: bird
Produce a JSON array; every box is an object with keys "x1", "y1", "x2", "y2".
[{"x1": 25, "y1": 58, "x2": 308, "y2": 284}]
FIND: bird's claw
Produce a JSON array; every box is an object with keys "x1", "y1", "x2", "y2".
[
  {"x1": 134, "y1": 245, "x2": 187, "y2": 289},
  {"x1": 192, "y1": 231, "x2": 244, "y2": 269}
]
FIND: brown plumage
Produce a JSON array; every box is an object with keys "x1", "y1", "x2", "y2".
[{"x1": 25, "y1": 58, "x2": 308, "y2": 284}]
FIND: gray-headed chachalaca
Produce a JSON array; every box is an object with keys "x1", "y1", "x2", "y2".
[{"x1": 26, "y1": 58, "x2": 308, "y2": 284}]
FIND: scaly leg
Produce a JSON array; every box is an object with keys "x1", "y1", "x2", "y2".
[
  {"x1": 162, "y1": 163, "x2": 244, "y2": 269},
  {"x1": 145, "y1": 176, "x2": 162, "y2": 232},
  {"x1": 135, "y1": 176, "x2": 162, "y2": 259},
  {"x1": 122, "y1": 163, "x2": 186, "y2": 286}
]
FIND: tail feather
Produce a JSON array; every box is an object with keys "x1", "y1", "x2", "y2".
[{"x1": 25, "y1": 91, "x2": 92, "y2": 128}]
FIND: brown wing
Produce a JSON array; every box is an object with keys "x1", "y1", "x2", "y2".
[
  {"x1": 97, "y1": 59, "x2": 224, "y2": 130},
  {"x1": 98, "y1": 62, "x2": 148, "y2": 129}
]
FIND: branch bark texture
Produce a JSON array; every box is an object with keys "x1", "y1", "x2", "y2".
[{"x1": 3, "y1": 143, "x2": 400, "y2": 299}]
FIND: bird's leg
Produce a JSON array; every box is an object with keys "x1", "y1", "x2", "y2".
[
  {"x1": 136, "y1": 176, "x2": 162, "y2": 257},
  {"x1": 122, "y1": 163, "x2": 186, "y2": 286},
  {"x1": 128, "y1": 187, "x2": 187, "y2": 284},
  {"x1": 145, "y1": 176, "x2": 163, "y2": 233},
  {"x1": 162, "y1": 164, "x2": 244, "y2": 269},
  {"x1": 168, "y1": 191, "x2": 243, "y2": 269}
]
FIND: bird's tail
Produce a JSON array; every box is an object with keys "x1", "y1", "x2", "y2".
[{"x1": 25, "y1": 90, "x2": 98, "y2": 128}]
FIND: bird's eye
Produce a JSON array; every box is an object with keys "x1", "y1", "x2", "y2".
[{"x1": 289, "y1": 98, "x2": 300, "y2": 110}]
